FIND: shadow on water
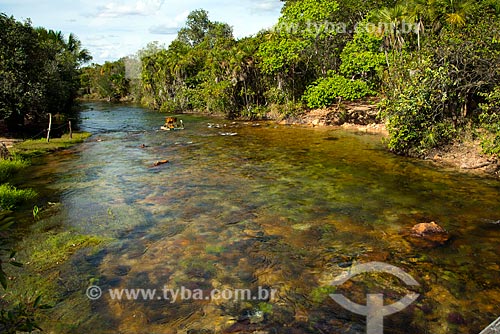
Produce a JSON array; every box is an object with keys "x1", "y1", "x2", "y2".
[{"x1": 16, "y1": 102, "x2": 500, "y2": 333}]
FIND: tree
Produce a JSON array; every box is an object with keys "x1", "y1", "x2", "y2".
[
  {"x1": 380, "y1": 5, "x2": 500, "y2": 155},
  {"x1": 440, "y1": 0, "x2": 477, "y2": 27},
  {"x1": 339, "y1": 19, "x2": 385, "y2": 84},
  {"x1": 178, "y1": 9, "x2": 212, "y2": 46},
  {"x1": 1, "y1": 14, "x2": 91, "y2": 133}
]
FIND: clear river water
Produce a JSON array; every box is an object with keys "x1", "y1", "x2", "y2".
[{"x1": 12, "y1": 102, "x2": 500, "y2": 333}]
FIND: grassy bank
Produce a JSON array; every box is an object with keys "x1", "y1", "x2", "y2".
[
  {"x1": 0, "y1": 159, "x2": 29, "y2": 183},
  {"x1": 0, "y1": 132, "x2": 91, "y2": 211},
  {"x1": 0, "y1": 131, "x2": 103, "y2": 333},
  {"x1": 10, "y1": 132, "x2": 91, "y2": 159}
]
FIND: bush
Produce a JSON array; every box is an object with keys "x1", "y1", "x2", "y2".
[
  {"x1": 0, "y1": 159, "x2": 29, "y2": 184},
  {"x1": 0, "y1": 184, "x2": 37, "y2": 210},
  {"x1": 339, "y1": 19, "x2": 385, "y2": 87},
  {"x1": 302, "y1": 74, "x2": 374, "y2": 109},
  {"x1": 479, "y1": 113, "x2": 500, "y2": 155},
  {"x1": 380, "y1": 58, "x2": 457, "y2": 155},
  {"x1": 479, "y1": 87, "x2": 500, "y2": 155}
]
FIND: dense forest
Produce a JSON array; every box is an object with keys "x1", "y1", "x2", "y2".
[
  {"x1": 2, "y1": 1, "x2": 500, "y2": 331},
  {"x1": 2, "y1": 0, "x2": 500, "y2": 154},
  {"x1": 80, "y1": 0, "x2": 500, "y2": 157},
  {"x1": 0, "y1": 13, "x2": 91, "y2": 134}
]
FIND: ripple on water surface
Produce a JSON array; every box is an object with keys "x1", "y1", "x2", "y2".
[{"x1": 20, "y1": 102, "x2": 500, "y2": 334}]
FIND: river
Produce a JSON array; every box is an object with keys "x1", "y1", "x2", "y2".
[{"x1": 13, "y1": 102, "x2": 500, "y2": 333}]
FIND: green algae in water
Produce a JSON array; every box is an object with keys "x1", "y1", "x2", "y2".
[{"x1": 11, "y1": 102, "x2": 500, "y2": 334}]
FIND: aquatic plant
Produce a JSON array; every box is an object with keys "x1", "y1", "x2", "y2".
[
  {"x1": 0, "y1": 211, "x2": 50, "y2": 334},
  {"x1": 25, "y1": 231, "x2": 105, "y2": 272},
  {"x1": 32, "y1": 205, "x2": 40, "y2": 221},
  {"x1": 0, "y1": 212, "x2": 23, "y2": 289}
]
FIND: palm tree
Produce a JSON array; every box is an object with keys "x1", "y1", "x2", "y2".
[
  {"x1": 407, "y1": 0, "x2": 432, "y2": 50},
  {"x1": 424, "y1": 0, "x2": 476, "y2": 29},
  {"x1": 229, "y1": 40, "x2": 259, "y2": 112},
  {"x1": 371, "y1": 4, "x2": 409, "y2": 67},
  {"x1": 67, "y1": 33, "x2": 92, "y2": 64},
  {"x1": 441, "y1": 0, "x2": 476, "y2": 26}
]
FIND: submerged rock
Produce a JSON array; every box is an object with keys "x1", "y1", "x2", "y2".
[
  {"x1": 484, "y1": 219, "x2": 500, "y2": 229},
  {"x1": 405, "y1": 222, "x2": 450, "y2": 248},
  {"x1": 447, "y1": 312, "x2": 467, "y2": 325},
  {"x1": 411, "y1": 222, "x2": 447, "y2": 235},
  {"x1": 152, "y1": 159, "x2": 169, "y2": 167}
]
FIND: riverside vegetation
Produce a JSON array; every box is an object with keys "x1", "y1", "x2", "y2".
[
  {"x1": 1, "y1": 0, "x2": 500, "y2": 332},
  {"x1": 0, "y1": 132, "x2": 97, "y2": 333},
  {"x1": 79, "y1": 0, "x2": 500, "y2": 160},
  {"x1": 0, "y1": 12, "x2": 98, "y2": 332}
]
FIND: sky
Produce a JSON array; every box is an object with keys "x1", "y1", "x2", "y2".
[{"x1": 1, "y1": 0, "x2": 284, "y2": 64}]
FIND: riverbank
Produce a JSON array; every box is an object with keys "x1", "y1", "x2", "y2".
[
  {"x1": 0, "y1": 131, "x2": 108, "y2": 332},
  {"x1": 18, "y1": 102, "x2": 500, "y2": 333},
  {"x1": 426, "y1": 138, "x2": 500, "y2": 177},
  {"x1": 285, "y1": 103, "x2": 499, "y2": 178},
  {"x1": 8, "y1": 132, "x2": 92, "y2": 158}
]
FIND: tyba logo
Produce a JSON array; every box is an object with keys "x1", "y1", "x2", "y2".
[{"x1": 329, "y1": 262, "x2": 420, "y2": 334}]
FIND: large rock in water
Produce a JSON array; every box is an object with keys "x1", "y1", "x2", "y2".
[
  {"x1": 411, "y1": 222, "x2": 446, "y2": 235},
  {"x1": 407, "y1": 222, "x2": 450, "y2": 248}
]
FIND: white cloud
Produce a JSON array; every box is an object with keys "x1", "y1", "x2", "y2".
[
  {"x1": 6, "y1": 0, "x2": 284, "y2": 64},
  {"x1": 148, "y1": 25, "x2": 180, "y2": 35},
  {"x1": 148, "y1": 10, "x2": 188, "y2": 35},
  {"x1": 95, "y1": 0, "x2": 166, "y2": 18},
  {"x1": 249, "y1": 0, "x2": 282, "y2": 14}
]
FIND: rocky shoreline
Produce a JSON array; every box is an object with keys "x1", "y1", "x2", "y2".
[
  {"x1": 278, "y1": 99, "x2": 386, "y2": 134},
  {"x1": 425, "y1": 139, "x2": 500, "y2": 178}
]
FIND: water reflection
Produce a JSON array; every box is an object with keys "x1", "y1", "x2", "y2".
[{"x1": 20, "y1": 102, "x2": 500, "y2": 333}]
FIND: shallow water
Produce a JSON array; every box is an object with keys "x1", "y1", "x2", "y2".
[{"x1": 17, "y1": 102, "x2": 500, "y2": 333}]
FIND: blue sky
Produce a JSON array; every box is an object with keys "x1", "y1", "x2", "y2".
[{"x1": 1, "y1": 0, "x2": 283, "y2": 64}]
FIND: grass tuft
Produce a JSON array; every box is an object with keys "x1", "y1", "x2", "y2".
[
  {"x1": 0, "y1": 184, "x2": 37, "y2": 210},
  {"x1": 0, "y1": 158, "x2": 30, "y2": 183}
]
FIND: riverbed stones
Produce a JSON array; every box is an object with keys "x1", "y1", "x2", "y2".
[
  {"x1": 406, "y1": 222, "x2": 450, "y2": 248},
  {"x1": 411, "y1": 222, "x2": 446, "y2": 235}
]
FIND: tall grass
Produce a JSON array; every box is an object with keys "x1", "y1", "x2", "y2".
[
  {"x1": 0, "y1": 184, "x2": 37, "y2": 210},
  {"x1": 0, "y1": 159, "x2": 29, "y2": 183}
]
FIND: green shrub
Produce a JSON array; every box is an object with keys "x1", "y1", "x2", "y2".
[
  {"x1": 339, "y1": 19, "x2": 385, "y2": 87},
  {"x1": 479, "y1": 113, "x2": 500, "y2": 155},
  {"x1": 0, "y1": 159, "x2": 29, "y2": 184},
  {"x1": 479, "y1": 87, "x2": 500, "y2": 155},
  {"x1": 0, "y1": 184, "x2": 37, "y2": 210},
  {"x1": 241, "y1": 106, "x2": 268, "y2": 120},
  {"x1": 302, "y1": 74, "x2": 374, "y2": 109},
  {"x1": 380, "y1": 59, "x2": 457, "y2": 156}
]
